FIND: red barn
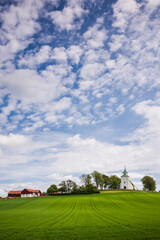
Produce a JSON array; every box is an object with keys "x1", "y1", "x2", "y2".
[
  {"x1": 21, "y1": 189, "x2": 41, "y2": 198},
  {"x1": 8, "y1": 190, "x2": 21, "y2": 198}
]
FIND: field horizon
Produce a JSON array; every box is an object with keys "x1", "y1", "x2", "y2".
[{"x1": 0, "y1": 191, "x2": 160, "y2": 240}]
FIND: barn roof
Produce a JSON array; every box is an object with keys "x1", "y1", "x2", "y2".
[
  {"x1": 25, "y1": 189, "x2": 41, "y2": 193},
  {"x1": 8, "y1": 191, "x2": 21, "y2": 194}
]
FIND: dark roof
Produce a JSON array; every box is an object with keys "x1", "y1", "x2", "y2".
[{"x1": 121, "y1": 167, "x2": 129, "y2": 177}]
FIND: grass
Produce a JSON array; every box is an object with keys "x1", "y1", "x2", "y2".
[{"x1": 0, "y1": 191, "x2": 160, "y2": 240}]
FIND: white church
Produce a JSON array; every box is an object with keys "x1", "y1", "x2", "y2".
[{"x1": 120, "y1": 167, "x2": 135, "y2": 190}]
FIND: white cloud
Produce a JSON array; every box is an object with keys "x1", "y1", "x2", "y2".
[
  {"x1": 113, "y1": 0, "x2": 140, "y2": 31},
  {"x1": 116, "y1": 104, "x2": 125, "y2": 115},
  {"x1": 45, "y1": 97, "x2": 72, "y2": 124},
  {"x1": 132, "y1": 100, "x2": 160, "y2": 140},
  {"x1": 147, "y1": 0, "x2": 160, "y2": 10},
  {"x1": 80, "y1": 63, "x2": 106, "y2": 82},
  {"x1": 1, "y1": 66, "x2": 69, "y2": 107},
  {"x1": 0, "y1": 133, "x2": 29, "y2": 147},
  {"x1": 67, "y1": 45, "x2": 83, "y2": 64},
  {"x1": 95, "y1": 102, "x2": 102, "y2": 109},
  {"x1": 52, "y1": 47, "x2": 68, "y2": 62},
  {"x1": 1, "y1": 69, "x2": 51, "y2": 104},
  {"x1": 105, "y1": 60, "x2": 116, "y2": 69},
  {"x1": 0, "y1": 0, "x2": 43, "y2": 67},
  {"x1": 108, "y1": 97, "x2": 117, "y2": 105},
  {"x1": 19, "y1": 45, "x2": 51, "y2": 68},
  {"x1": 83, "y1": 20, "x2": 107, "y2": 49},
  {"x1": 114, "y1": 0, "x2": 139, "y2": 14},
  {"x1": 50, "y1": 97, "x2": 72, "y2": 113},
  {"x1": 48, "y1": 1, "x2": 87, "y2": 31},
  {"x1": 0, "y1": 188, "x2": 6, "y2": 198},
  {"x1": 109, "y1": 34, "x2": 125, "y2": 52},
  {"x1": 42, "y1": 134, "x2": 155, "y2": 192}
]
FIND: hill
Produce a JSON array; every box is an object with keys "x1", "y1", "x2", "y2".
[{"x1": 0, "y1": 191, "x2": 160, "y2": 240}]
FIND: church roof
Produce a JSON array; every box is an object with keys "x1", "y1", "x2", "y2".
[
  {"x1": 121, "y1": 166, "x2": 129, "y2": 177},
  {"x1": 129, "y1": 180, "x2": 135, "y2": 187}
]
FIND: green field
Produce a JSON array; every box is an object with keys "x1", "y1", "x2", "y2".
[{"x1": 0, "y1": 192, "x2": 160, "y2": 240}]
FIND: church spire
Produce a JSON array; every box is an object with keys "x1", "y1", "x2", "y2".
[{"x1": 122, "y1": 166, "x2": 128, "y2": 177}]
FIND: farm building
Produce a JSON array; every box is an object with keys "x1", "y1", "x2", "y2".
[
  {"x1": 21, "y1": 189, "x2": 42, "y2": 197},
  {"x1": 120, "y1": 167, "x2": 135, "y2": 190},
  {"x1": 8, "y1": 190, "x2": 21, "y2": 198},
  {"x1": 8, "y1": 189, "x2": 42, "y2": 198}
]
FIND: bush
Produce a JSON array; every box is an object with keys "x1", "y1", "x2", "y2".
[{"x1": 47, "y1": 184, "x2": 58, "y2": 195}]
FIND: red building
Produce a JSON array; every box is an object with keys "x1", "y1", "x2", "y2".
[
  {"x1": 8, "y1": 188, "x2": 42, "y2": 198},
  {"x1": 8, "y1": 190, "x2": 21, "y2": 198},
  {"x1": 21, "y1": 189, "x2": 42, "y2": 197}
]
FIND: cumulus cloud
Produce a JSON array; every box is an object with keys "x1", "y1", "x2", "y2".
[
  {"x1": 83, "y1": 19, "x2": 107, "y2": 49},
  {"x1": 0, "y1": 0, "x2": 43, "y2": 67},
  {"x1": 112, "y1": 0, "x2": 140, "y2": 31},
  {"x1": 131, "y1": 99, "x2": 160, "y2": 142},
  {"x1": 80, "y1": 63, "x2": 106, "y2": 82},
  {"x1": 0, "y1": 133, "x2": 29, "y2": 147},
  {"x1": 48, "y1": 1, "x2": 87, "y2": 31},
  {"x1": 19, "y1": 45, "x2": 51, "y2": 68},
  {"x1": 67, "y1": 45, "x2": 83, "y2": 64}
]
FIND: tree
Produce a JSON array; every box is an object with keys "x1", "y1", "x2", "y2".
[
  {"x1": 141, "y1": 176, "x2": 156, "y2": 191},
  {"x1": 80, "y1": 174, "x2": 92, "y2": 186},
  {"x1": 59, "y1": 180, "x2": 77, "y2": 193},
  {"x1": 86, "y1": 183, "x2": 98, "y2": 193},
  {"x1": 79, "y1": 185, "x2": 86, "y2": 192},
  {"x1": 66, "y1": 179, "x2": 78, "y2": 193},
  {"x1": 99, "y1": 176, "x2": 104, "y2": 190},
  {"x1": 72, "y1": 181, "x2": 78, "y2": 193},
  {"x1": 102, "y1": 174, "x2": 110, "y2": 189},
  {"x1": 109, "y1": 175, "x2": 121, "y2": 189},
  {"x1": 59, "y1": 181, "x2": 67, "y2": 193},
  {"x1": 66, "y1": 179, "x2": 73, "y2": 193},
  {"x1": 47, "y1": 184, "x2": 58, "y2": 195},
  {"x1": 91, "y1": 171, "x2": 102, "y2": 189}
]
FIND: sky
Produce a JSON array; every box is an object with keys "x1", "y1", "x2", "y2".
[{"x1": 0, "y1": 0, "x2": 160, "y2": 197}]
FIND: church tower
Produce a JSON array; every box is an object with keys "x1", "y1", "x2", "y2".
[{"x1": 120, "y1": 167, "x2": 134, "y2": 190}]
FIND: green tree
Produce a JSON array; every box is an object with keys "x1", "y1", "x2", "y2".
[
  {"x1": 86, "y1": 183, "x2": 98, "y2": 193},
  {"x1": 91, "y1": 171, "x2": 102, "y2": 189},
  {"x1": 66, "y1": 179, "x2": 73, "y2": 193},
  {"x1": 102, "y1": 174, "x2": 110, "y2": 189},
  {"x1": 47, "y1": 184, "x2": 58, "y2": 195},
  {"x1": 79, "y1": 185, "x2": 86, "y2": 192},
  {"x1": 109, "y1": 175, "x2": 121, "y2": 189},
  {"x1": 72, "y1": 181, "x2": 78, "y2": 193},
  {"x1": 141, "y1": 176, "x2": 156, "y2": 191},
  {"x1": 59, "y1": 181, "x2": 67, "y2": 193},
  {"x1": 80, "y1": 174, "x2": 92, "y2": 186},
  {"x1": 66, "y1": 179, "x2": 78, "y2": 193},
  {"x1": 99, "y1": 176, "x2": 104, "y2": 190},
  {"x1": 59, "y1": 180, "x2": 77, "y2": 193}
]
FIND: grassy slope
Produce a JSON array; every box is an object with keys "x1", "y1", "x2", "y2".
[{"x1": 0, "y1": 192, "x2": 160, "y2": 240}]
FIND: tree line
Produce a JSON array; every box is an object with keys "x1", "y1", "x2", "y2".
[{"x1": 47, "y1": 171, "x2": 122, "y2": 195}]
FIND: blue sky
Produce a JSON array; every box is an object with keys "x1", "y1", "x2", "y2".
[{"x1": 0, "y1": 0, "x2": 160, "y2": 196}]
